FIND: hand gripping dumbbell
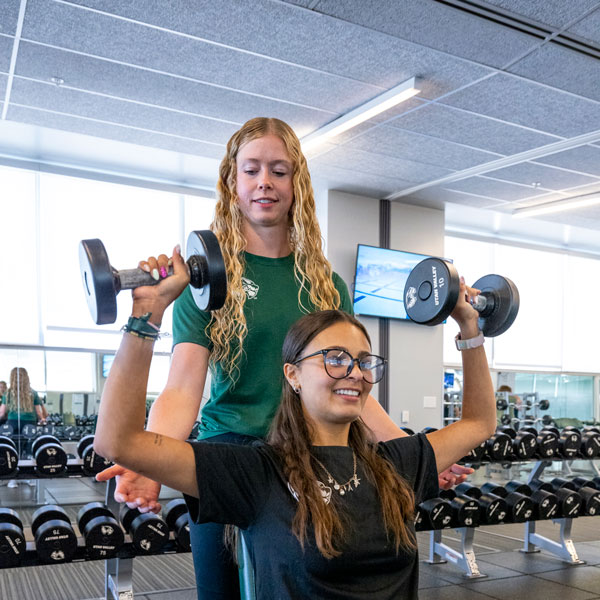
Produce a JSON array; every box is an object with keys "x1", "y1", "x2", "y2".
[
  {"x1": 414, "y1": 497, "x2": 453, "y2": 531},
  {"x1": 0, "y1": 508, "x2": 26, "y2": 568},
  {"x1": 403, "y1": 258, "x2": 520, "y2": 337},
  {"x1": 79, "y1": 230, "x2": 227, "y2": 324},
  {"x1": 438, "y1": 489, "x2": 480, "y2": 528},
  {"x1": 77, "y1": 502, "x2": 124, "y2": 559},
  {"x1": 31, "y1": 434, "x2": 68, "y2": 476},
  {"x1": 480, "y1": 483, "x2": 533, "y2": 523},
  {"x1": 31, "y1": 505, "x2": 78, "y2": 563},
  {"x1": 498, "y1": 426, "x2": 537, "y2": 461},
  {"x1": 163, "y1": 499, "x2": 191, "y2": 551},
  {"x1": 77, "y1": 435, "x2": 112, "y2": 476},
  {"x1": 0, "y1": 435, "x2": 19, "y2": 477},
  {"x1": 455, "y1": 483, "x2": 508, "y2": 525},
  {"x1": 120, "y1": 505, "x2": 169, "y2": 554}
]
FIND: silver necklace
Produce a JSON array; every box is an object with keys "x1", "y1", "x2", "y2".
[{"x1": 313, "y1": 451, "x2": 360, "y2": 496}]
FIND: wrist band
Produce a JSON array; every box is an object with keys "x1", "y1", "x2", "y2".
[
  {"x1": 122, "y1": 312, "x2": 161, "y2": 341},
  {"x1": 455, "y1": 330, "x2": 485, "y2": 351}
]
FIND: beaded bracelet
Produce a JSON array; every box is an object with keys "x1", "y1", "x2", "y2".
[{"x1": 122, "y1": 312, "x2": 161, "y2": 341}]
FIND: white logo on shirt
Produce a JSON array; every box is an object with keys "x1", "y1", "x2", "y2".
[
  {"x1": 287, "y1": 481, "x2": 332, "y2": 505},
  {"x1": 242, "y1": 277, "x2": 259, "y2": 299}
]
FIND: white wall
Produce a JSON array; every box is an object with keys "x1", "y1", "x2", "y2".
[{"x1": 326, "y1": 191, "x2": 445, "y2": 432}]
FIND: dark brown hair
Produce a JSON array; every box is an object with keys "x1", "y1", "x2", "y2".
[{"x1": 268, "y1": 310, "x2": 416, "y2": 558}]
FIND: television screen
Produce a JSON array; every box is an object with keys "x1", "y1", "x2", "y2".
[
  {"x1": 102, "y1": 354, "x2": 115, "y2": 378},
  {"x1": 352, "y1": 244, "x2": 436, "y2": 320}
]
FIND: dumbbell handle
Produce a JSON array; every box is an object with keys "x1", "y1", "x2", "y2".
[
  {"x1": 115, "y1": 255, "x2": 206, "y2": 292},
  {"x1": 470, "y1": 293, "x2": 493, "y2": 315}
]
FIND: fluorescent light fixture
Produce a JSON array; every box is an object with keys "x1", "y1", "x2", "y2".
[
  {"x1": 512, "y1": 193, "x2": 600, "y2": 219},
  {"x1": 301, "y1": 77, "x2": 420, "y2": 152}
]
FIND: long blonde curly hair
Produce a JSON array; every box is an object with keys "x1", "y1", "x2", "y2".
[
  {"x1": 7, "y1": 367, "x2": 34, "y2": 413},
  {"x1": 209, "y1": 117, "x2": 341, "y2": 377}
]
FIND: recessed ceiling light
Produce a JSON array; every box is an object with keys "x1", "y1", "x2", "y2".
[
  {"x1": 50, "y1": 76, "x2": 65, "y2": 86},
  {"x1": 512, "y1": 193, "x2": 600, "y2": 218}
]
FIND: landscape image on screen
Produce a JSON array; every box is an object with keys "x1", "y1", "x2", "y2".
[{"x1": 353, "y1": 245, "x2": 430, "y2": 320}]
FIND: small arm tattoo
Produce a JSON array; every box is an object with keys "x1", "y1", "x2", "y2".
[{"x1": 153, "y1": 434, "x2": 164, "y2": 446}]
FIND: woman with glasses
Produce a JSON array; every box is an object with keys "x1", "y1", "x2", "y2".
[
  {"x1": 95, "y1": 261, "x2": 495, "y2": 599},
  {"x1": 97, "y1": 117, "x2": 471, "y2": 599}
]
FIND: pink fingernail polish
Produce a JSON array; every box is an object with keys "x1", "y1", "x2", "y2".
[{"x1": 160, "y1": 266, "x2": 168, "y2": 278}]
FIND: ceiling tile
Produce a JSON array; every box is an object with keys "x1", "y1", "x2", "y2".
[
  {"x1": 22, "y1": 0, "x2": 381, "y2": 113},
  {"x1": 567, "y1": 8, "x2": 600, "y2": 45},
  {"x1": 483, "y1": 161, "x2": 600, "y2": 191},
  {"x1": 388, "y1": 103, "x2": 559, "y2": 155},
  {"x1": 338, "y1": 125, "x2": 499, "y2": 171},
  {"x1": 407, "y1": 186, "x2": 507, "y2": 209},
  {"x1": 0, "y1": 73, "x2": 6, "y2": 96},
  {"x1": 62, "y1": 0, "x2": 494, "y2": 98},
  {"x1": 14, "y1": 42, "x2": 330, "y2": 136},
  {"x1": 300, "y1": 0, "x2": 541, "y2": 68},
  {"x1": 534, "y1": 145, "x2": 600, "y2": 177},
  {"x1": 5, "y1": 104, "x2": 226, "y2": 159},
  {"x1": 481, "y1": 0, "x2": 600, "y2": 29},
  {"x1": 0, "y1": 1, "x2": 21, "y2": 36},
  {"x1": 508, "y1": 44, "x2": 600, "y2": 102},
  {"x1": 443, "y1": 176, "x2": 549, "y2": 201},
  {"x1": 440, "y1": 73, "x2": 600, "y2": 137},
  {"x1": 0, "y1": 35, "x2": 14, "y2": 73},
  {"x1": 9, "y1": 77, "x2": 240, "y2": 143},
  {"x1": 309, "y1": 164, "x2": 414, "y2": 198},
  {"x1": 313, "y1": 146, "x2": 453, "y2": 184}
]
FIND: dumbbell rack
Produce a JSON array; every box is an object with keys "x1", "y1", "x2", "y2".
[
  {"x1": 426, "y1": 458, "x2": 594, "y2": 577},
  {"x1": 520, "y1": 459, "x2": 584, "y2": 564},
  {"x1": 426, "y1": 525, "x2": 485, "y2": 578}
]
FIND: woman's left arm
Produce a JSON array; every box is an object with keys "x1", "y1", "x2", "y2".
[{"x1": 427, "y1": 277, "x2": 496, "y2": 473}]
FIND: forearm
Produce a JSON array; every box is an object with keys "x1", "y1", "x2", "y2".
[
  {"x1": 95, "y1": 333, "x2": 154, "y2": 463},
  {"x1": 362, "y1": 394, "x2": 406, "y2": 442}
]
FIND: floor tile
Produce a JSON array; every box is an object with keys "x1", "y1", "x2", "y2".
[{"x1": 534, "y1": 566, "x2": 600, "y2": 594}]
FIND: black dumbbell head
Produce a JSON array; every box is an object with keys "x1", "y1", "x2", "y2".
[
  {"x1": 0, "y1": 509, "x2": 25, "y2": 568},
  {"x1": 0, "y1": 441, "x2": 19, "y2": 477},
  {"x1": 505, "y1": 481, "x2": 532, "y2": 496},
  {"x1": 162, "y1": 499, "x2": 188, "y2": 531},
  {"x1": 578, "y1": 487, "x2": 600, "y2": 516},
  {"x1": 417, "y1": 498, "x2": 453, "y2": 531},
  {"x1": 555, "y1": 489, "x2": 581, "y2": 518},
  {"x1": 531, "y1": 489, "x2": 559, "y2": 520},
  {"x1": 31, "y1": 505, "x2": 77, "y2": 564},
  {"x1": 34, "y1": 440, "x2": 68, "y2": 476},
  {"x1": 456, "y1": 482, "x2": 482, "y2": 499},
  {"x1": 78, "y1": 502, "x2": 114, "y2": 532},
  {"x1": 471, "y1": 273, "x2": 520, "y2": 337},
  {"x1": 449, "y1": 496, "x2": 480, "y2": 528},
  {"x1": 31, "y1": 505, "x2": 70, "y2": 534},
  {"x1": 77, "y1": 435, "x2": 95, "y2": 457},
  {"x1": 478, "y1": 493, "x2": 508, "y2": 524},
  {"x1": 120, "y1": 506, "x2": 169, "y2": 554},
  {"x1": 79, "y1": 505, "x2": 124, "y2": 560}
]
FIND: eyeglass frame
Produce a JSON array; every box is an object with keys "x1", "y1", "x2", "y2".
[{"x1": 292, "y1": 348, "x2": 387, "y2": 384}]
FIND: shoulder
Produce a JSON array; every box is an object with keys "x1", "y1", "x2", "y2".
[{"x1": 331, "y1": 271, "x2": 352, "y2": 311}]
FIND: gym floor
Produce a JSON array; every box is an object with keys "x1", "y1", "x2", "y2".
[{"x1": 0, "y1": 472, "x2": 599, "y2": 600}]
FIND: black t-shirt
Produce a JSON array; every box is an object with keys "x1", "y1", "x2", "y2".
[{"x1": 184, "y1": 433, "x2": 438, "y2": 599}]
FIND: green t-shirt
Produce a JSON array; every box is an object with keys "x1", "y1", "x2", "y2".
[
  {"x1": 173, "y1": 252, "x2": 353, "y2": 440},
  {"x1": 1, "y1": 389, "x2": 42, "y2": 422}
]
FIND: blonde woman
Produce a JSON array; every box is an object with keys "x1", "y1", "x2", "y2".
[{"x1": 97, "y1": 117, "x2": 470, "y2": 598}]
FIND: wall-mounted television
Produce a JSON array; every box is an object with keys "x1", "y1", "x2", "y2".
[{"x1": 352, "y1": 244, "x2": 437, "y2": 321}]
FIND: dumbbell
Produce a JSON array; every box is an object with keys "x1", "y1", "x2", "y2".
[
  {"x1": 31, "y1": 434, "x2": 68, "y2": 475},
  {"x1": 415, "y1": 498, "x2": 453, "y2": 531},
  {"x1": 77, "y1": 435, "x2": 112, "y2": 476},
  {"x1": 505, "y1": 480, "x2": 558, "y2": 520},
  {"x1": 460, "y1": 441, "x2": 486, "y2": 464},
  {"x1": 523, "y1": 396, "x2": 550, "y2": 411},
  {"x1": 21, "y1": 423, "x2": 39, "y2": 439},
  {"x1": 485, "y1": 431, "x2": 512, "y2": 462},
  {"x1": 521, "y1": 427, "x2": 558, "y2": 459},
  {"x1": 77, "y1": 502, "x2": 124, "y2": 559},
  {"x1": 80, "y1": 230, "x2": 227, "y2": 325},
  {"x1": 119, "y1": 506, "x2": 169, "y2": 554},
  {"x1": 566, "y1": 479, "x2": 600, "y2": 516},
  {"x1": 579, "y1": 428, "x2": 600, "y2": 458},
  {"x1": 455, "y1": 483, "x2": 507, "y2": 525},
  {"x1": 0, "y1": 508, "x2": 26, "y2": 568},
  {"x1": 403, "y1": 258, "x2": 519, "y2": 337},
  {"x1": 0, "y1": 423, "x2": 14, "y2": 437},
  {"x1": 163, "y1": 499, "x2": 191, "y2": 551},
  {"x1": 550, "y1": 427, "x2": 582, "y2": 459},
  {"x1": 480, "y1": 483, "x2": 533, "y2": 523},
  {"x1": 31, "y1": 505, "x2": 78, "y2": 563},
  {"x1": 0, "y1": 435, "x2": 19, "y2": 477},
  {"x1": 438, "y1": 489, "x2": 480, "y2": 528},
  {"x1": 541, "y1": 479, "x2": 582, "y2": 518},
  {"x1": 499, "y1": 426, "x2": 537, "y2": 460}
]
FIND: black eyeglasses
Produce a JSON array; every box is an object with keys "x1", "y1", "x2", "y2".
[{"x1": 293, "y1": 348, "x2": 387, "y2": 384}]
